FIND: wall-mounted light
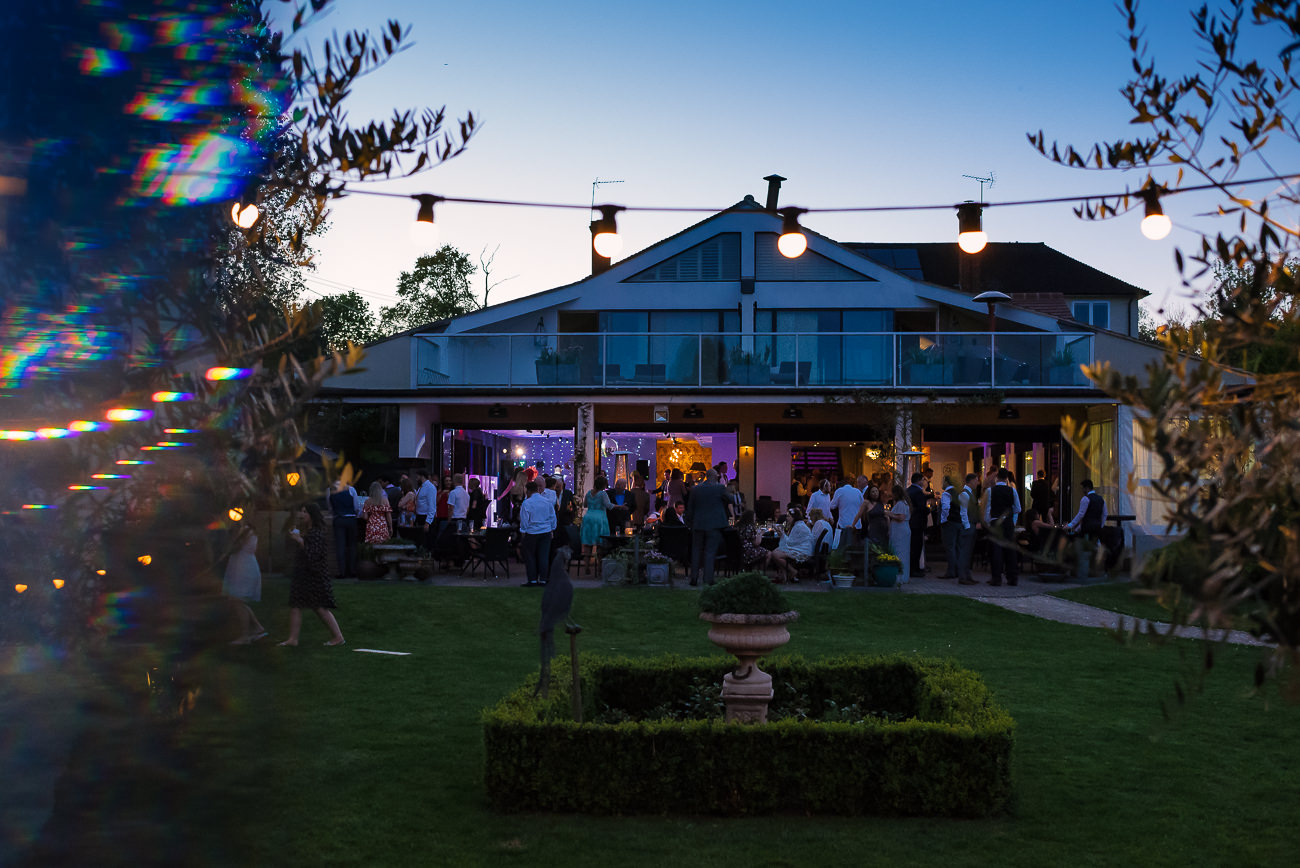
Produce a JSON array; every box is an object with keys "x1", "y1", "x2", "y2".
[
  {"x1": 782, "y1": 405, "x2": 803, "y2": 419},
  {"x1": 1139, "y1": 188, "x2": 1172, "y2": 240},
  {"x1": 777, "y1": 207, "x2": 808, "y2": 258},
  {"x1": 998, "y1": 405, "x2": 1020, "y2": 420},
  {"x1": 410, "y1": 194, "x2": 443, "y2": 248},
  {"x1": 683, "y1": 404, "x2": 704, "y2": 419},
  {"x1": 956, "y1": 201, "x2": 987, "y2": 254},
  {"x1": 487, "y1": 404, "x2": 507, "y2": 419}
]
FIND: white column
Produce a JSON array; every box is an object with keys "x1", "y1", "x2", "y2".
[
  {"x1": 575, "y1": 402, "x2": 596, "y2": 499},
  {"x1": 893, "y1": 406, "x2": 912, "y2": 484}
]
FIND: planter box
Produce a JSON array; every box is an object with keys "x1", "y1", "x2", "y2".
[
  {"x1": 1048, "y1": 366, "x2": 1075, "y2": 386},
  {"x1": 903, "y1": 363, "x2": 945, "y2": 386},
  {"x1": 645, "y1": 562, "x2": 670, "y2": 585},
  {"x1": 601, "y1": 557, "x2": 625, "y2": 584},
  {"x1": 536, "y1": 361, "x2": 580, "y2": 385},
  {"x1": 732, "y1": 362, "x2": 772, "y2": 385}
]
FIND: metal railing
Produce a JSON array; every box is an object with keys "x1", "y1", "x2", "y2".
[{"x1": 412, "y1": 331, "x2": 1094, "y2": 389}]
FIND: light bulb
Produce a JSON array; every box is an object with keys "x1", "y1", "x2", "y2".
[
  {"x1": 958, "y1": 231, "x2": 988, "y2": 254},
  {"x1": 777, "y1": 231, "x2": 808, "y2": 258},
  {"x1": 592, "y1": 231, "x2": 622, "y2": 259},
  {"x1": 52, "y1": 579, "x2": 65, "y2": 589},
  {"x1": 1141, "y1": 213, "x2": 1172, "y2": 240},
  {"x1": 228, "y1": 507, "x2": 244, "y2": 522},
  {"x1": 410, "y1": 218, "x2": 439, "y2": 249},
  {"x1": 231, "y1": 202, "x2": 259, "y2": 228}
]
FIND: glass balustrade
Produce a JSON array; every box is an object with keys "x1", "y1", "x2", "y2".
[{"x1": 413, "y1": 332, "x2": 1094, "y2": 389}]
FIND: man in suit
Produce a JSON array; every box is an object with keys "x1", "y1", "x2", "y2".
[
  {"x1": 685, "y1": 468, "x2": 731, "y2": 587},
  {"x1": 906, "y1": 472, "x2": 929, "y2": 577}
]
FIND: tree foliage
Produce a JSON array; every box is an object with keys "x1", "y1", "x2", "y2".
[
  {"x1": 379, "y1": 245, "x2": 480, "y2": 333},
  {"x1": 1031, "y1": 0, "x2": 1300, "y2": 692},
  {"x1": 318, "y1": 290, "x2": 379, "y2": 350}
]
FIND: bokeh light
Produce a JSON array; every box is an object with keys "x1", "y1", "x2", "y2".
[
  {"x1": 106, "y1": 409, "x2": 152, "y2": 422},
  {"x1": 204, "y1": 367, "x2": 252, "y2": 381},
  {"x1": 52, "y1": 579, "x2": 65, "y2": 589},
  {"x1": 151, "y1": 391, "x2": 195, "y2": 402}
]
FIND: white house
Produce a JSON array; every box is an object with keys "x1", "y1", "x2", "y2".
[{"x1": 323, "y1": 184, "x2": 1198, "y2": 548}]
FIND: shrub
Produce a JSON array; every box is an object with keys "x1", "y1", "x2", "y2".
[
  {"x1": 698, "y1": 571, "x2": 792, "y2": 615},
  {"x1": 482, "y1": 654, "x2": 1015, "y2": 817}
]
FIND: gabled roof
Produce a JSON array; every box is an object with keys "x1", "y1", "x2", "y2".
[{"x1": 848, "y1": 242, "x2": 1148, "y2": 299}]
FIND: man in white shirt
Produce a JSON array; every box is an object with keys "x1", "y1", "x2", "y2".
[
  {"x1": 982, "y1": 468, "x2": 1022, "y2": 586},
  {"x1": 807, "y1": 480, "x2": 832, "y2": 524},
  {"x1": 540, "y1": 475, "x2": 559, "y2": 510},
  {"x1": 1065, "y1": 478, "x2": 1107, "y2": 579},
  {"x1": 956, "y1": 473, "x2": 978, "y2": 585},
  {"x1": 518, "y1": 481, "x2": 557, "y2": 586},
  {"x1": 414, "y1": 469, "x2": 438, "y2": 550},
  {"x1": 938, "y1": 479, "x2": 961, "y2": 579},
  {"x1": 447, "y1": 473, "x2": 470, "y2": 531},
  {"x1": 829, "y1": 476, "x2": 866, "y2": 549}
]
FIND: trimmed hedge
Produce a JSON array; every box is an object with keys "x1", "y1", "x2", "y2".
[{"x1": 483, "y1": 654, "x2": 1014, "y2": 817}]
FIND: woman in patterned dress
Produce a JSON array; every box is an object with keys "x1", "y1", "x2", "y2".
[
  {"x1": 734, "y1": 509, "x2": 768, "y2": 569},
  {"x1": 362, "y1": 481, "x2": 393, "y2": 543},
  {"x1": 279, "y1": 503, "x2": 345, "y2": 647}
]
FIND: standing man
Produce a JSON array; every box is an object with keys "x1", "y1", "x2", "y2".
[
  {"x1": 983, "y1": 468, "x2": 1022, "y2": 587},
  {"x1": 327, "y1": 480, "x2": 359, "y2": 579},
  {"x1": 629, "y1": 472, "x2": 651, "y2": 527},
  {"x1": 829, "y1": 476, "x2": 865, "y2": 549},
  {"x1": 906, "y1": 472, "x2": 929, "y2": 577},
  {"x1": 1030, "y1": 470, "x2": 1053, "y2": 523},
  {"x1": 447, "y1": 473, "x2": 470, "y2": 532},
  {"x1": 518, "y1": 480, "x2": 556, "y2": 586},
  {"x1": 956, "y1": 473, "x2": 979, "y2": 585},
  {"x1": 414, "y1": 469, "x2": 438, "y2": 552},
  {"x1": 685, "y1": 469, "x2": 730, "y2": 587},
  {"x1": 466, "y1": 477, "x2": 488, "y2": 531},
  {"x1": 1065, "y1": 478, "x2": 1107, "y2": 579},
  {"x1": 938, "y1": 478, "x2": 961, "y2": 578}
]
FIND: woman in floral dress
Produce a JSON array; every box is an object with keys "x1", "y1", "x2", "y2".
[{"x1": 362, "y1": 481, "x2": 393, "y2": 543}]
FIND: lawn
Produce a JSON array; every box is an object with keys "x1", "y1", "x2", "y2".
[{"x1": 63, "y1": 581, "x2": 1300, "y2": 866}]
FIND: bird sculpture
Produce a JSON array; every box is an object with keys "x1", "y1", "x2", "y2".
[{"x1": 536, "y1": 544, "x2": 579, "y2": 698}]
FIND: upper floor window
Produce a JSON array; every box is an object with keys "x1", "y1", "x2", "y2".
[
  {"x1": 624, "y1": 233, "x2": 740, "y2": 282},
  {"x1": 1072, "y1": 300, "x2": 1109, "y2": 330}
]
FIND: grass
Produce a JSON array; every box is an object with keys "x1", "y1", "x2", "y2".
[{"x1": 58, "y1": 580, "x2": 1300, "y2": 866}]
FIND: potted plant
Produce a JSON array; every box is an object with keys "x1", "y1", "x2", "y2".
[
  {"x1": 536, "y1": 344, "x2": 582, "y2": 385},
  {"x1": 826, "y1": 546, "x2": 856, "y2": 589},
  {"x1": 643, "y1": 550, "x2": 670, "y2": 585},
  {"x1": 1047, "y1": 348, "x2": 1077, "y2": 386},
  {"x1": 698, "y1": 572, "x2": 799, "y2": 723},
  {"x1": 727, "y1": 344, "x2": 772, "y2": 385},
  {"x1": 870, "y1": 543, "x2": 902, "y2": 588},
  {"x1": 356, "y1": 542, "x2": 383, "y2": 580},
  {"x1": 902, "y1": 344, "x2": 945, "y2": 386}
]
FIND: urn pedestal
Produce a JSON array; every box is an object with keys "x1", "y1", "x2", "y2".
[{"x1": 699, "y1": 611, "x2": 799, "y2": 723}]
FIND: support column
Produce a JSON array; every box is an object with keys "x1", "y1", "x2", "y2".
[
  {"x1": 738, "y1": 421, "x2": 757, "y2": 506},
  {"x1": 575, "y1": 402, "x2": 596, "y2": 501},
  {"x1": 893, "y1": 406, "x2": 913, "y2": 484},
  {"x1": 1115, "y1": 403, "x2": 1134, "y2": 517}
]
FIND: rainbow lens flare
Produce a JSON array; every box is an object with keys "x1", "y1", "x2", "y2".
[
  {"x1": 106, "y1": 408, "x2": 151, "y2": 422},
  {"x1": 204, "y1": 367, "x2": 252, "y2": 381},
  {"x1": 151, "y1": 391, "x2": 194, "y2": 402}
]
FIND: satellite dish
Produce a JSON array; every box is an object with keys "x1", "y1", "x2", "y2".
[{"x1": 600, "y1": 437, "x2": 619, "y2": 457}]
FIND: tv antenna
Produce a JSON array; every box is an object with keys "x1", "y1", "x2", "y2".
[
  {"x1": 962, "y1": 172, "x2": 996, "y2": 203},
  {"x1": 591, "y1": 177, "x2": 624, "y2": 209}
]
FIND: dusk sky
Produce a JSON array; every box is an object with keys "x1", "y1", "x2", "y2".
[{"x1": 295, "y1": 0, "x2": 1288, "y2": 319}]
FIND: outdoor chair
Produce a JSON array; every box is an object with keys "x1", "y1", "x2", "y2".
[
  {"x1": 795, "y1": 528, "x2": 830, "y2": 582},
  {"x1": 755, "y1": 496, "x2": 777, "y2": 523},
  {"x1": 462, "y1": 527, "x2": 512, "y2": 580}
]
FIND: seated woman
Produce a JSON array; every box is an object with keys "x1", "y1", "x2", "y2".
[
  {"x1": 734, "y1": 509, "x2": 769, "y2": 569},
  {"x1": 1021, "y1": 507, "x2": 1064, "y2": 568},
  {"x1": 766, "y1": 507, "x2": 813, "y2": 583},
  {"x1": 806, "y1": 508, "x2": 833, "y2": 557}
]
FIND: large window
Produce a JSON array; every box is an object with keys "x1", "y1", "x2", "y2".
[
  {"x1": 1072, "y1": 300, "x2": 1110, "y2": 330},
  {"x1": 598, "y1": 311, "x2": 739, "y2": 384},
  {"x1": 755, "y1": 310, "x2": 893, "y2": 385}
]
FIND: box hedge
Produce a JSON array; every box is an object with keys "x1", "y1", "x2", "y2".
[{"x1": 482, "y1": 654, "x2": 1014, "y2": 817}]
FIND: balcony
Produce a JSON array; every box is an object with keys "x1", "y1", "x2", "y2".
[{"x1": 413, "y1": 332, "x2": 1094, "y2": 390}]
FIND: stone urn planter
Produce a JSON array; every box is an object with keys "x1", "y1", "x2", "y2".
[
  {"x1": 830, "y1": 573, "x2": 856, "y2": 589},
  {"x1": 699, "y1": 610, "x2": 799, "y2": 723}
]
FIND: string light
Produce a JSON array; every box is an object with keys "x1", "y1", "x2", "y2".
[
  {"x1": 14, "y1": 584, "x2": 27, "y2": 594},
  {"x1": 591, "y1": 205, "x2": 624, "y2": 259},
  {"x1": 286, "y1": 471, "x2": 301, "y2": 486},
  {"x1": 956, "y1": 201, "x2": 987, "y2": 254},
  {"x1": 410, "y1": 194, "x2": 442, "y2": 248},
  {"x1": 777, "y1": 208, "x2": 808, "y2": 259},
  {"x1": 230, "y1": 201, "x2": 259, "y2": 228},
  {"x1": 52, "y1": 579, "x2": 65, "y2": 589},
  {"x1": 1140, "y1": 188, "x2": 1172, "y2": 240},
  {"x1": 228, "y1": 507, "x2": 244, "y2": 521},
  {"x1": 137, "y1": 555, "x2": 152, "y2": 565}
]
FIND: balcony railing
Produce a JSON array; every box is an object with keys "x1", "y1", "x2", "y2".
[{"x1": 413, "y1": 332, "x2": 1094, "y2": 389}]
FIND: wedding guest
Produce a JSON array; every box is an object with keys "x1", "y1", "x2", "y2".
[
  {"x1": 279, "y1": 504, "x2": 345, "y2": 647},
  {"x1": 362, "y1": 480, "x2": 393, "y2": 543},
  {"x1": 224, "y1": 526, "x2": 267, "y2": 644}
]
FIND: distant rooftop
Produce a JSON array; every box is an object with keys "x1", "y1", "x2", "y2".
[{"x1": 848, "y1": 242, "x2": 1148, "y2": 299}]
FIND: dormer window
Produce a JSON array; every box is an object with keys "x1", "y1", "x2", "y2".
[{"x1": 1072, "y1": 300, "x2": 1109, "y2": 330}]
